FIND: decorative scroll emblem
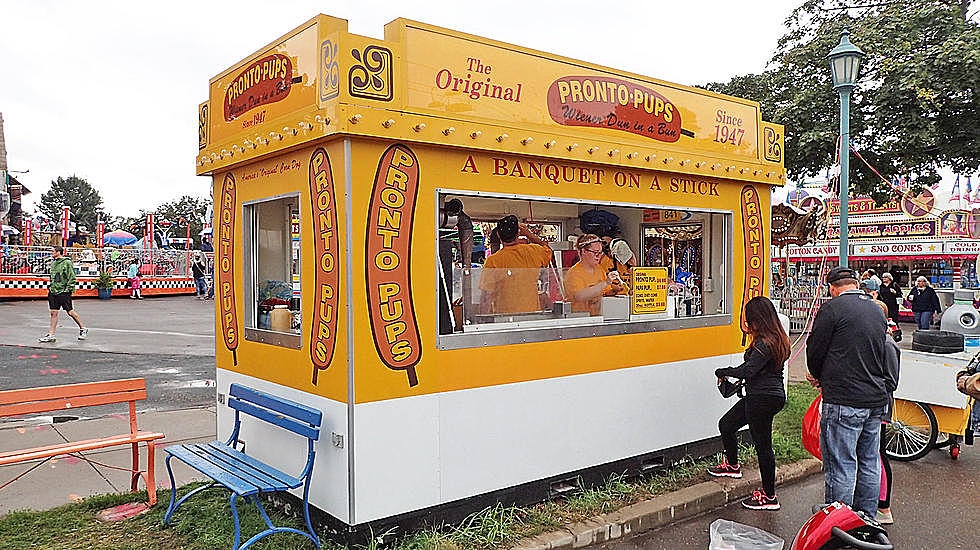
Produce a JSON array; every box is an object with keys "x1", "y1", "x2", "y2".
[
  {"x1": 764, "y1": 126, "x2": 782, "y2": 163},
  {"x1": 740, "y1": 185, "x2": 765, "y2": 345},
  {"x1": 198, "y1": 102, "x2": 209, "y2": 150},
  {"x1": 309, "y1": 148, "x2": 340, "y2": 385},
  {"x1": 319, "y1": 40, "x2": 340, "y2": 101},
  {"x1": 217, "y1": 173, "x2": 240, "y2": 365},
  {"x1": 349, "y1": 45, "x2": 393, "y2": 101},
  {"x1": 366, "y1": 144, "x2": 421, "y2": 387}
]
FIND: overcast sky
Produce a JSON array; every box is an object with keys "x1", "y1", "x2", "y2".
[{"x1": 2, "y1": 0, "x2": 804, "y2": 218}]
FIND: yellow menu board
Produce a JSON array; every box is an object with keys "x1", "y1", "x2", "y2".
[{"x1": 630, "y1": 267, "x2": 669, "y2": 314}]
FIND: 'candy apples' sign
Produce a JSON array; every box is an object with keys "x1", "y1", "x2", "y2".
[{"x1": 547, "y1": 76, "x2": 693, "y2": 143}]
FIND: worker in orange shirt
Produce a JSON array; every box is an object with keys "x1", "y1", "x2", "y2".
[
  {"x1": 565, "y1": 234, "x2": 625, "y2": 315},
  {"x1": 599, "y1": 234, "x2": 633, "y2": 294},
  {"x1": 479, "y1": 215, "x2": 554, "y2": 314}
]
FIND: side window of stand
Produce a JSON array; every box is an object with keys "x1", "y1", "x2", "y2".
[
  {"x1": 436, "y1": 192, "x2": 732, "y2": 344},
  {"x1": 243, "y1": 195, "x2": 302, "y2": 348}
]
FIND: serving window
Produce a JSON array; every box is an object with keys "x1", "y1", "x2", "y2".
[
  {"x1": 436, "y1": 191, "x2": 732, "y2": 349},
  {"x1": 243, "y1": 194, "x2": 302, "y2": 349}
]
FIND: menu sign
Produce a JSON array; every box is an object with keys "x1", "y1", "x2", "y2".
[{"x1": 631, "y1": 267, "x2": 668, "y2": 314}]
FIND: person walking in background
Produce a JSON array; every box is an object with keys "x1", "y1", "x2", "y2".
[
  {"x1": 807, "y1": 267, "x2": 890, "y2": 519},
  {"x1": 128, "y1": 259, "x2": 143, "y2": 300},
  {"x1": 907, "y1": 276, "x2": 941, "y2": 329},
  {"x1": 873, "y1": 300, "x2": 900, "y2": 524},
  {"x1": 877, "y1": 272, "x2": 903, "y2": 322},
  {"x1": 708, "y1": 296, "x2": 790, "y2": 511},
  {"x1": 38, "y1": 246, "x2": 88, "y2": 343},
  {"x1": 191, "y1": 253, "x2": 208, "y2": 299}
]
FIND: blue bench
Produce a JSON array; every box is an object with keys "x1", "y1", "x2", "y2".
[{"x1": 163, "y1": 384, "x2": 322, "y2": 550}]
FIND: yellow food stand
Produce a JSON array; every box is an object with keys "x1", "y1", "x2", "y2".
[{"x1": 197, "y1": 14, "x2": 786, "y2": 531}]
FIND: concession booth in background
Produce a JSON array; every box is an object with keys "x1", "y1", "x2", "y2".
[{"x1": 198, "y1": 14, "x2": 786, "y2": 533}]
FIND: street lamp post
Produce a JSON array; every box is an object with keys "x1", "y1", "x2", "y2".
[{"x1": 827, "y1": 30, "x2": 865, "y2": 268}]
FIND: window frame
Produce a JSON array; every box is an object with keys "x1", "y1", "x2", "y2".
[
  {"x1": 242, "y1": 192, "x2": 303, "y2": 350},
  {"x1": 435, "y1": 189, "x2": 734, "y2": 351}
]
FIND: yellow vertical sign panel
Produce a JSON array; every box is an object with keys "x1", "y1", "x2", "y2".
[{"x1": 631, "y1": 267, "x2": 669, "y2": 314}]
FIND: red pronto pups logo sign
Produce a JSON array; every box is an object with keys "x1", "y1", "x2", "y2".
[
  {"x1": 309, "y1": 148, "x2": 340, "y2": 385},
  {"x1": 740, "y1": 185, "x2": 765, "y2": 342},
  {"x1": 547, "y1": 76, "x2": 693, "y2": 142},
  {"x1": 223, "y1": 54, "x2": 298, "y2": 122},
  {"x1": 366, "y1": 144, "x2": 422, "y2": 387}
]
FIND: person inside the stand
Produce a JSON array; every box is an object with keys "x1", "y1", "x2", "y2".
[
  {"x1": 877, "y1": 272, "x2": 903, "y2": 322},
  {"x1": 487, "y1": 227, "x2": 502, "y2": 256},
  {"x1": 478, "y1": 215, "x2": 554, "y2": 315},
  {"x1": 607, "y1": 238, "x2": 634, "y2": 294},
  {"x1": 907, "y1": 275, "x2": 942, "y2": 330},
  {"x1": 564, "y1": 234, "x2": 624, "y2": 316}
]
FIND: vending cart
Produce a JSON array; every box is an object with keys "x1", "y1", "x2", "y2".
[{"x1": 197, "y1": 14, "x2": 786, "y2": 531}]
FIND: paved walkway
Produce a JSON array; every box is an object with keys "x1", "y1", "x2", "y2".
[
  {"x1": 0, "y1": 295, "x2": 214, "y2": 356},
  {"x1": 0, "y1": 296, "x2": 217, "y2": 514}
]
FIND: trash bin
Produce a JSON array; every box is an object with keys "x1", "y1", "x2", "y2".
[{"x1": 709, "y1": 519, "x2": 784, "y2": 550}]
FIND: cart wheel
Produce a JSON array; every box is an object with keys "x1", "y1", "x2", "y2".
[
  {"x1": 885, "y1": 400, "x2": 938, "y2": 461},
  {"x1": 934, "y1": 432, "x2": 951, "y2": 449},
  {"x1": 951, "y1": 444, "x2": 960, "y2": 460}
]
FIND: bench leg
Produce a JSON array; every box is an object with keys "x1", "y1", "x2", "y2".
[
  {"x1": 145, "y1": 441, "x2": 157, "y2": 506},
  {"x1": 130, "y1": 442, "x2": 140, "y2": 493},
  {"x1": 238, "y1": 494, "x2": 319, "y2": 550},
  {"x1": 164, "y1": 454, "x2": 178, "y2": 525},
  {"x1": 230, "y1": 493, "x2": 242, "y2": 550}
]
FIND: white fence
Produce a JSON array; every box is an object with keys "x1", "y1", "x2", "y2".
[{"x1": 0, "y1": 245, "x2": 203, "y2": 278}]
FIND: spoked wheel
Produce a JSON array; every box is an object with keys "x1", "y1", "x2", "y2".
[{"x1": 885, "y1": 400, "x2": 938, "y2": 461}]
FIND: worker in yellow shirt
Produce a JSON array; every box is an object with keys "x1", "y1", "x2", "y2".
[
  {"x1": 564, "y1": 234, "x2": 625, "y2": 315},
  {"x1": 598, "y1": 235, "x2": 633, "y2": 295},
  {"x1": 479, "y1": 215, "x2": 554, "y2": 314}
]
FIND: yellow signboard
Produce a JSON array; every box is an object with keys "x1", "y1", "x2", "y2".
[
  {"x1": 208, "y1": 21, "x2": 320, "y2": 146},
  {"x1": 630, "y1": 267, "x2": 669, "y2": 314},
  {"x1": 396, "y1": 20, "x2": 761, "y2": 162}
]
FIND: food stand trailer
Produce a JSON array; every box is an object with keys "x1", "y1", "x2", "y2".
[{"x1": 197, "y1": 14, "x2": 785, "y2": 531}]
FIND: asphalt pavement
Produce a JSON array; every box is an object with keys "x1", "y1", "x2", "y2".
[
  {"x1": 0, "y1": 296, "x2": 218, "y2": 513},
  {"x1": 0, "y1": 295, "x2": 216, "y2": 417},
  {"x1": 592, "y1": 443, "x2": 980, "y2": 549}
]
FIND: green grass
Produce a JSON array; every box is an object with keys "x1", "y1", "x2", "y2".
[{"x1": 0, "y1": 384, "x2": 819, "y2": 550}]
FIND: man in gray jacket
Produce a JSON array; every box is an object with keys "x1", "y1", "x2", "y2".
[{"x1": 806, "y1": 267, "x2": 889, "y2": 518}]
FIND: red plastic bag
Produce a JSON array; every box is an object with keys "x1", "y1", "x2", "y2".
[{"x1": 802, "y1": 394, "x2": 822, "y2": 460}]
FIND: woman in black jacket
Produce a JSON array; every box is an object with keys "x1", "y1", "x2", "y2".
[
  {"x1": 877, "y1": 272, "x2": 903, "y2": 321},
  {"x1": 708, "y1": 296, "x2": 790, "y2": 511},
  {"x1": 907, "y1": 276, "x2": 942, "y2": 329}
]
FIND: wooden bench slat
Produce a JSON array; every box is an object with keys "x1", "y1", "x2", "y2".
[
  {"x1": 0, "y1": 390, "x2": 147, "y2": 417},
  {"x1": 204, "y1": 441, "x2": 300, "y2": 487},
  {"x1": 228, "y1": 398, "x2": 319, "y2": 441},
  {"x1": 184, "y1": 444, "x2": 292, "y2": 491},
  {"x1": 166, "y1": 445, "x2": 261, "y2": 496},
  {"x1": 229, "y1": 384, "x2": 322, "y2": 427},
  {"x1": 0, "y1": 431, "x2": 165, "y2": 465},
  {"x1": 0, "y1": 378, "x2": 146, "y2": 406}
]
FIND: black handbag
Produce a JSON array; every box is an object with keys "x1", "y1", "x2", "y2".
[{"x1": 718, "y1": 377, "x2": 744, "y2": 398}]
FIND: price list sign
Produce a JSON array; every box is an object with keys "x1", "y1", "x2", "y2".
[{"x1": 631, "y1": 267, "x2": 669, "y2": 314}]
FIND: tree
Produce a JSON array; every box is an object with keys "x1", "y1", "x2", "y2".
[
  {"x1": 110, "y1": 196, "x2": 210, "y2": 247},
  {"x1": 154, "y1": 195, "x2": 210, "y2": 247},
  {"x1": 704, "y1": 0, "x2": 980, "y2": 199},
  {"x1": 38, "y1": 176, "x2": 109, "y2": 232}
]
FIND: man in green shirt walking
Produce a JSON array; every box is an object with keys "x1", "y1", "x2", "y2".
[{"x1": 38, "y1": 246, "x2": 88, "y2": 342}]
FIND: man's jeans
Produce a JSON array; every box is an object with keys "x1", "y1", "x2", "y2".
[
  {"x1": 915, "y1": 311, "x2": 933, "y2": 330},
  {"x1": 820, "y1": 402, "x2": 887, "y2": 516}
]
